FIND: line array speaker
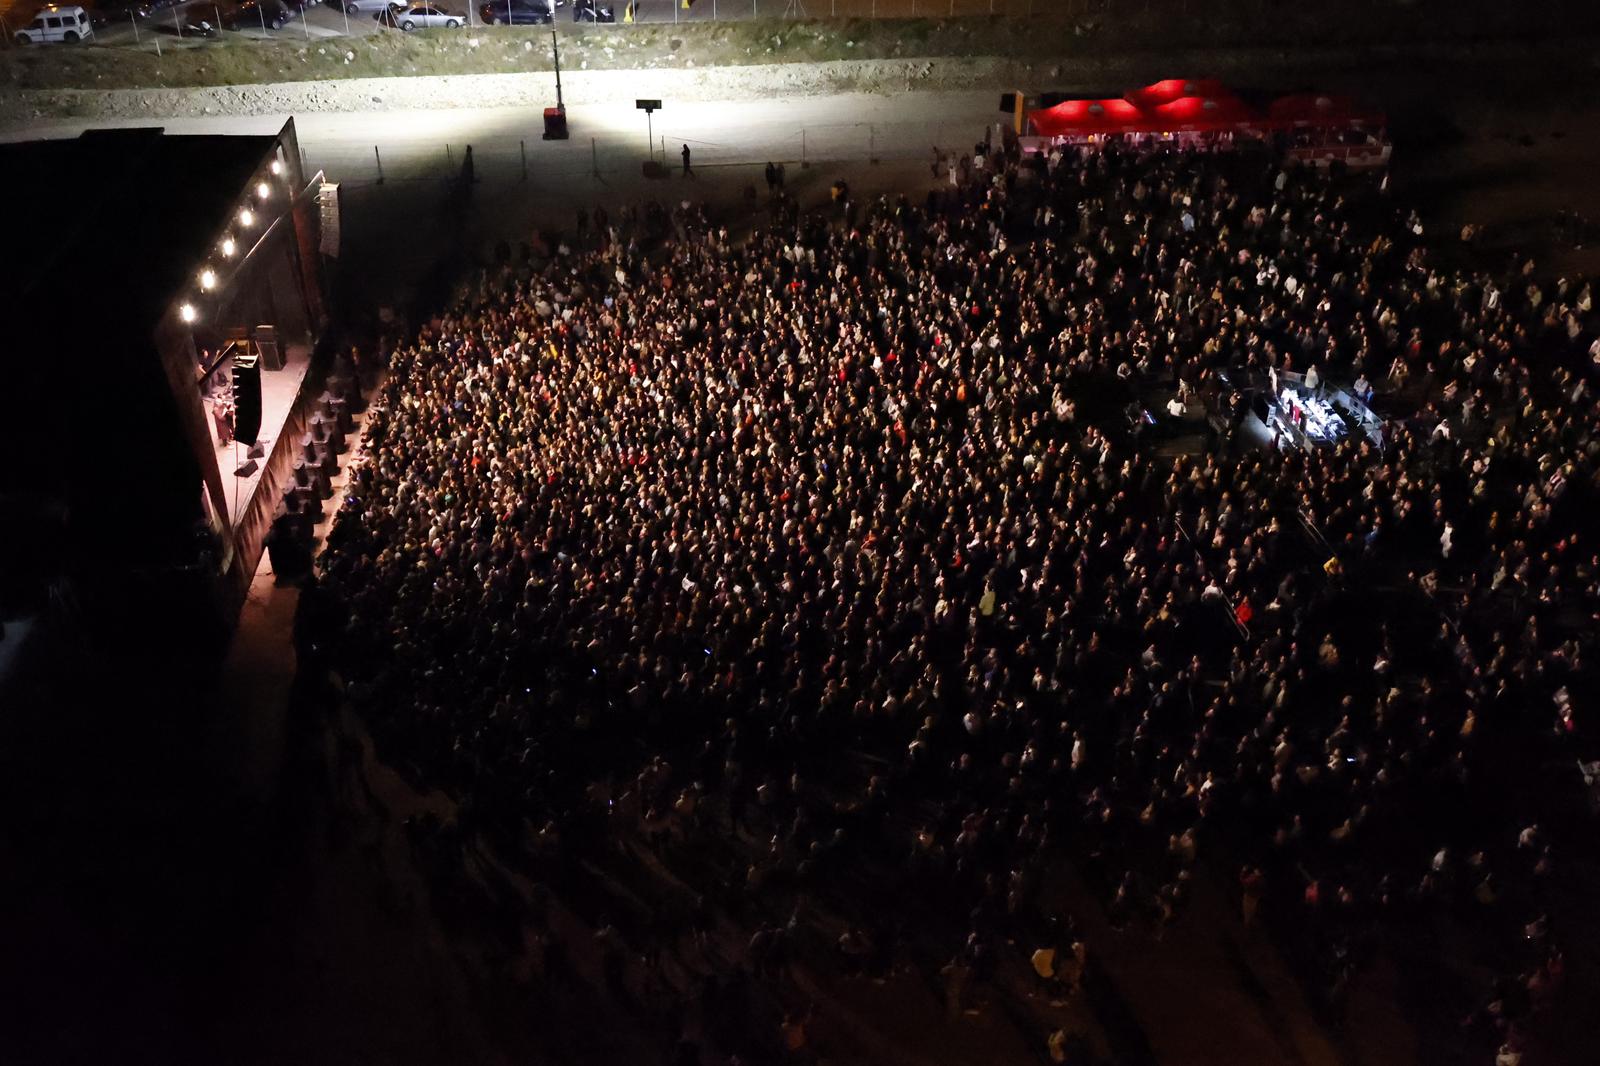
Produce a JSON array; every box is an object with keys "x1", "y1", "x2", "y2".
[{"x1": 233, "y1": 353, "x2": 262, "y2": 447}]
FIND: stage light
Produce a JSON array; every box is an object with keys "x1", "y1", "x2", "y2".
[
  {"x1": 200, "y1": 269, "x2": 217, "y2": 291},
  {"x1": 256, "y1": 181, "x2": 270, "y2": 199},
  {"x1": 222, "y1": 237, "x2": 237, "y2": 256},
  {"x1": 239, "y1": 208, "x2": 255, "y2": 226},
  {"x1": 269, "y1": 159, "x2": 284, "y2": 175},
  {"x1": 180, "y1": 303, "x2": 197, "y2": 324}
]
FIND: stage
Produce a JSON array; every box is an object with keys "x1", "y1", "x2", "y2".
[
  {"x1": 203, "y1": 343, "x2": 314, "y2": 530},
  {"x1": 1263, "y1": 376, "x2": 1384, "y2": 451},
  {"x1": 1213, "y1": 367, "x2": 1386, "y2": 454}
]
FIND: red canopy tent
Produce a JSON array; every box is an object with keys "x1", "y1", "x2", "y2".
[
  {"x1": 1025, "y1": 79, "x2": 1388, "y2": 165},
  {"x1": 1265, "y1": 94, "x2": 1386, "y2": 130},
  {"x1": 1028, "y1": 97, "x2": 1146, "y2": 138},
  {"x1": 1147, "y1": 94, "x2": 1260, "y2": 132},
  {"x1": 1123, "y1": 78, "x2": 1229, "y2": 110}
]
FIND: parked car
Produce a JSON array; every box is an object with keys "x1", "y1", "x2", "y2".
[
  {"x1": 171, "y1": 1, "x2": 224, "y2": 33},
  {"x1": 96, "y1": 0, "x2": 184, "y2": 19},
  {"x1": 175, "y1": 0, "x2": 288, "y2": 34},
  {"x1": 227, "y1": 0, "x2": 291, "y2": 28},
  {"x1": 339, "y1": 0, "x2": 398, "y2": 14},
  {"x1": 13, "y1": 4, "x2": 95, "y2": 43},
  {"x1": 571, "y1": 0, "x2": 610, "y2": 19},
  {"x1": 89, "y1": 0, "x2": 153, "y2": 27},
  {"x1": 383, "y1": 2, "x2": 460, "y2": 27},
  {"x1": 477, "y1": 0, "x2": 551, "y2": 22}
]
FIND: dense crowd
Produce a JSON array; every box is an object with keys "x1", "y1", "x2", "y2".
[{"x1": 310, "y1": 138, "x2": 1598, "y2": 1063}]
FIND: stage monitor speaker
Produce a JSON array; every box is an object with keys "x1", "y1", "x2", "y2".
[
  {"x1": 233, "y1": 353, "x2": 263, "y2": 446},
  {"x1": 255, "y1": 325, "x2": 283, "y2": 371},
  {"x1": 234, "y1": 459, "x2": 260, "y2": 478}
]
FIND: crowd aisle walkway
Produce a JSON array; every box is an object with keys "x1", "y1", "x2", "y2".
[
  {"x1": 207, "y1": 386, "x2": 496, "y2": 1064},
  {"x1": 1043, "y1": 861, "x2": 1359, "y2": 1066}
]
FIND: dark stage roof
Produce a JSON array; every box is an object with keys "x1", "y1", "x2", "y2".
[
  {"x1": 1, "y1": 127, "x2": 272, "y2": 351},
  {"x1": 0, "y1": 127, "x2": 278, "y2": 555}
]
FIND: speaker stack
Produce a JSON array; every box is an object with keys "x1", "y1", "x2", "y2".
[
  {"x1": 232, "y1": 353, "x2": 263, "y2": 447},
  {"x1": 255, "y1": 324, "x2": 284, "y2": 372}
]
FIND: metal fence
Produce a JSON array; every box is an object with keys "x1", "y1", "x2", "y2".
[{"x1": 307, "y1": 118, "x2": 956, "y2": 195}]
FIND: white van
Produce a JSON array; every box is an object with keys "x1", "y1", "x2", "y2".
[{"x1": 14, "y1": 5, "x2": 95, "y2": 43}]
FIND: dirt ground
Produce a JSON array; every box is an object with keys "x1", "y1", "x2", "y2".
[
  {"x1": 3, "y1": 27, "x2": 1600, "y2": 1066},
  {"x1": 187, "y1": 53, "x2": 1600, "y2": 1062}
]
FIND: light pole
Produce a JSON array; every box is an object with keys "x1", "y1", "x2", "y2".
[
  {"x1": 636, "y1": 99, "x2": 660, "y2": 161},
  {"x1": 551, "y1": 27, "x2": 563, "y2": 110}
]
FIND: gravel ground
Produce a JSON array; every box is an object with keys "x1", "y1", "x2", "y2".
[{"x1": 0, "y1": 57, "x2": 1011, "y2": 125}]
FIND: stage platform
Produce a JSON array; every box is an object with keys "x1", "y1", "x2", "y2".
[{"x1": 206, "y1": 344, "x2": 313, "y2": 530}]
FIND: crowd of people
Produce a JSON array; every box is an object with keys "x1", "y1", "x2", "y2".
[{"x1": 306, "y1": 135, "x2": 1598, "y2": 1063}]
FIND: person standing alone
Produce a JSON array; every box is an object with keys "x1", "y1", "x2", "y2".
[{"x1": 681, "y1": 144, "x2": 693, "y2": 177}]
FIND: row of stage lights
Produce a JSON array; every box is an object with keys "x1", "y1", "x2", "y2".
[{"x1": 178, "y1": 157, "x2": 286, "y2": 326}]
